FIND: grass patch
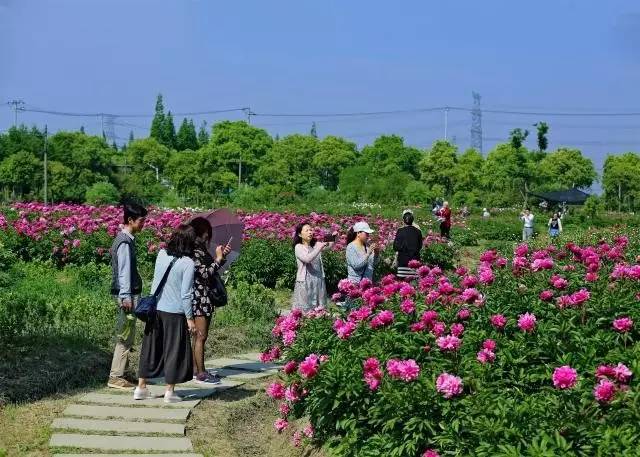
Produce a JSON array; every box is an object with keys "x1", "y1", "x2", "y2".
[{"x1": 188, "y1": 378, "x2": 324, "y2": 457}]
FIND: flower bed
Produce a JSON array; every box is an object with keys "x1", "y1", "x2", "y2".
[{"x1": 262, "y1": 236, "x2": 640, "y2": 456}]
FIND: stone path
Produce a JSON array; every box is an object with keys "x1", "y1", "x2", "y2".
[{"x1": 49, "y1": 353, "x2": 280, "y2": 456}]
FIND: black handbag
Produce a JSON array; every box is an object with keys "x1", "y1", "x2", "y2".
[
  {"x1": 135, "y1": 258, "x2": 177, "y2": 322},
  {"x1": 209, "y1": 271, "x2": 228, "y2": 307}
]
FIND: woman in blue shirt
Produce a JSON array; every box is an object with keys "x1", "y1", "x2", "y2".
[{"x1": 134, "y1": 224, "x2": 196, "y2": 403}]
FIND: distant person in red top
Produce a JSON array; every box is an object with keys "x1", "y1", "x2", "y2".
[{"x1": 438, "y1": 201, "x2": 452, "y2": 239}]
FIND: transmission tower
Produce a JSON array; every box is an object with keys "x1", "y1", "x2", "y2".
[
  {"x1": 471, "y1": 92, "x2": 483, "y2": 153},
  {"x1": 7, "y1": 99, "x2": 25, "y2": 127},
  {"x1": 103, "y1": 114, "x2": 116, "y2": 143}
]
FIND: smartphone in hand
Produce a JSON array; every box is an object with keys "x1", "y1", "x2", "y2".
[{"x1": 322, "y1": 234, "x2": 337, "y2": 242}]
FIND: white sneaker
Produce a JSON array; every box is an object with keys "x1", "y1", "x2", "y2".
[
  {"x1": 164, "y1": 391, "x2": 182, "y2": 403},
  {"x1": 133, "y1": 387, "x2": 153, "y2": 400}
]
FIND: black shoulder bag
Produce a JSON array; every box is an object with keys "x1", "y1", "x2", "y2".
[
  {"x1": 135, "y1": 258, "x2": 178, "y2": 322},
  {"x1": 209, "y1": 270, "x2": 228, "y2": 307}
]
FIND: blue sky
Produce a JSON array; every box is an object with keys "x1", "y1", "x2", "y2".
[{"x1": 2, "y1": 0, "x2": 640, "y2": 186}]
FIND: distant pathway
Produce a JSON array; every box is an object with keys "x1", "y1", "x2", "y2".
[{"x1": 48, "y1": 353, "x2": 280, "y2": 457}]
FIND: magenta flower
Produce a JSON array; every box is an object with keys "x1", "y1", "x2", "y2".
[
  {"x1": 431, "y1": 321, "x2": 447, "y2": 337},
  {"x1": 483, "y1": 339, "x2": 497, "y2": 351},
  {"x1": 531, "y1": 257, "x2": 554, "y2": 271},
  {"x1": 274, "y1": 418, "x2": 288, "y2": 432},
  {"x1": 386, "y1": 359, "x2": 420, "y2": 382},
  {"x1": 490, "y1": 314, "x2": 507, "y2": 330},
  {"x1": 457, "y1": 308, "x2": 471, "y2": 320},
  {"x1": 614, "y1": 363, "x2": 633, "y2": 383},
  {"x1": 461, "y1": 275, "x2": 478, "y2": 288},
  {"x1": 408, "y1": 259, "x2": 422, "y2": 269},
  {"x1": 539, "y1": 290, "x2": 554, "y2": 302},
  {"x1": 282, "y1": 360, "x2": 298, "y2": 375},
  {"x1": 436, "y1": 335, "x2": 462, "y2": 352},
  {"x1": 612, "y1": 317, "x2": 633, "y2": 333},
  {"x1": 450, "y1": 323, "x2": 465, "y2": 337},
  {"x1": 478, "y1": 268, "x2": 495, "y2": 285},
  {"x1": 552, "y1": 365, "x2": 578, "y2": 389},
  {"x1": 422, "y1": 450, "x2": 440, "y2": 457},
  {"x1": 593, "y1": 379, "x2": 617, "y2": 403},
  {"x1": 266, "y1": 382, "x2": 285, "y2": 399},
  {"x1": 570, "y1": 288, "x2": 590, "y2": 306},
  {"x1": 370, "y1": 310, "x2": 395, "y2": 329},
  {"x1": 303, "y1": 424, "x2": 314, "y2": 438},
  {"x1": 400, "y1": 299, "x2": 416, "y2": 314},
  {"x1": 333, "y1": 319, "x2": 357, "y2": 339},
  {"x1": 585, "y1": 272, "x2": 599, "y2": 282},
  {"x1": 436, "y1": 372, "x2": 463, "y2": 398},
  {"x1": 284, "y1": 384, "x2": 300, "y2": 403},
  {"x1": 278, "y1": 402, "x2": 291, "y2": 416},
  {"x1": 298, "y1": 354, "x2": 320, "y2": 379},
  {"x1": 363, "y1": 358, "x2": 383, "y2": 390},
  {"x1": 477, "y1": 348, "x2": 496, "y2": 364},
  {"x1": 514, "y1": 244, "x2": 529, "y2": 257},
  {"x1": 517, "y1": 312, "x2": 537, "y2": 332}
]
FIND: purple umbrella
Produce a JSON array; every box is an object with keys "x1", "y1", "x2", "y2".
[{"x1": 191, "y1": 208, "x2": 244, "y2": 273}]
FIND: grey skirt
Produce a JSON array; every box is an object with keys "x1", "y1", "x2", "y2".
[{"x1": 292, "y1": 276, "x2": 327, "y2": 312}]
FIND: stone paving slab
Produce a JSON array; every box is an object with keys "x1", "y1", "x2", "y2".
[
  {"x1": 51, "y1": 418, "x2": 185, "y2": 435},
  {"x1": 143, "y1": 380, "x2": 244, "y2": 397},
  {"x1": 54, "y1": 454, "x2": 203, "y2": 457},
  {"x1": 49, "y1": 433, "x2": 192, "y2": 451},
  {"x1": 63, "y1": 404, "x2": 190, "y2": 421},
  {"x1": 79, "y1": 392, "x2": 200, "y2": 409},
  {"x1": 235, "y1": 352, "x2": 263, "y2": 361},
  {"x1": 211, "y1": 367, "x2": 276, "y2": 380},
  {"x1": 204, "y1": 357, "x2": 281, "y2": 372}
]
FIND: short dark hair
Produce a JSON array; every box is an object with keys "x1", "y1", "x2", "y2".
[
  {"x1": 190, "y1": 217, "x2": 212, "y2": 241},
  {"x1": 123, "y1": 202, "x2": 147, "y2": 225},
  {"x1": 166, "y1": 224, "x2": 196, "y2": 258},
  {"x1": 403, "y1": 213, "x2": 414, "y2": 226}
]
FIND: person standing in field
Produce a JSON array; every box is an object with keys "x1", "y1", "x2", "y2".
[
  {"x1": 189, "y1": 217, "x2": 231, "y2": 385},
  {"x1": 134, "y1": 224, "x2": 197, "y2": 403},
  {"x1": 346, "y1": 221, "x2": 379, "y2": 283},
  {"x1": 291, "y1": 222, "x2": 335, "y2": 312},
  {"x1": 108, "y1": 202, "x2": 148, "y2": 390},
  {"x1": 393, "y1": 210, "x2": 423, "y2": 279},
  {"x1": 520, "y1": 207, "x2": 535, "y2": 241},
  {"x1": 438, "y1": 201, "x2": 452, "y2": 239},
  {"x1": 548, "y1": 212, "x2": 563, "y2": 240}
]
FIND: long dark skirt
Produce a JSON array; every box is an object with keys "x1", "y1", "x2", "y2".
[{"x1": 138, "y1": 310, "x2": 193, "y2": 385}]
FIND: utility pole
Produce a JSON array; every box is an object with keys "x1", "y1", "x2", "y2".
[
  {"x1": 238, "y1": 107, "x2": 255, "y2": 188},
  {"x1": 44, "y1": 124, "x2": 48, "y2": 205},
  {"x1": 444, "y1": 107, "x2": 449, "y2": 140},
  {"x1": 7, "y1": 100, "x2": 25, "y2": 127}
]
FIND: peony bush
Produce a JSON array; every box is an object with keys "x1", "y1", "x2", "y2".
[{"x1": 263, "y1": 235, "x2": 640, "y2": 456}]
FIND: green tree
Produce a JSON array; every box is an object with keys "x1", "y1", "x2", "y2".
[
  {"x1": 602, "y1": 152, "x2": 640, "y2": 211},
  {"x1": 509, "y1": 128, "x2": 529, "y2": 149},
  {"x1": 207, "y1": 121, "x2": 273, "y2": 185},
  {"x1": 538, "y1": 148, "x2": 597, "y2": 190},
  {"x1": 197, "y1": 121, "x2": 209, "y2": 147},
  {"x1": 534, "y1": 122, "x2": 549, "y2": 152},
  {"x1": 47, "y1": 161, "x2": 74, "y2": 202},
  {"x1": 0, "y1": 125, "x2": 44, "y2": 160},
  {"x1": 85, "y1": 181, "x2": 120, "y2": 205},
  {"x1": 149, "y1": 94, "x2": 166, "y2": 144},
  {"x1": 128, "y1": 131, "x2": 134, "y2": 144},
  {"x1": 361, "y1": 135, "x2": 423, "y2": 179},
  {"x1": 453, "y1": 148, "x2": 484, "y2": 194},
  {"x1": 419, "y1": 140, "x2": 458, "y2": 197},
  {"x1": 482, "y1": 143, "x2": 536, "y2": 206},
  {"x1": 313, "y1": 136, "x2": 357, "y2": 190},
  {"x1": 255, "y1": 134, "x2": 320, "y2": 195},
  {"x1": 176, "y1": 118, "x2": 199, "y2": 151},
  {"x1": 0, "y1": 151, "x2": 42, "y2": 197},
  {"x1": 162, "y1": 111, "x2": 177, "y2": 149},
  {"x1": 80, "y1": 126, "x2": 85, "y2": 134}
]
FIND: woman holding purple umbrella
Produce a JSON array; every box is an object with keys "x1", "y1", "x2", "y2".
[{"x1": 188, "y1": 217, "x2": 231, "y2": 384}]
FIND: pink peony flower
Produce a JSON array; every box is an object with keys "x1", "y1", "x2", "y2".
[
  {"x1": 363, "y1": 358, "x2": 384, "y2": 390},
  {"x1": 593, "y1": 379, "x2": 617, "y2": 403},
  {"x1": 331, "y1": 292, "x2": 342, "y2": 302},
  {"x1": 266, "y1": 382, "x2": 285, "y2": 399},
  {"x1": 431, "y1": 321, "x2": 447, "y2": 337},
  {"x1": 483, "y1": 339, "x2": 497, "y2": 351},
  {"x1": 292, "y1": 431, "x2": 302, "y2": 447},
  {"x1": 539, "y1": 290, "x2": 554, "y2": 302},
  {"x1": 612, "y1": 317, "x2": 633, "y2": 333},
  {"x1": 518, "y1": 312, "x2": 537, "y2": 332},
  {"x1": 283, "y1": 360, "x2": 298, "y2": 375},
  {"x1": 298, "y1": 354, "x2": 320, "y2": 379},
  {"x1": 477, "y1": 348, "x2": 496, "y2": 364},
  {"x1": 614, "y1": 363, "x2": 633, "y2": 383},
  {"x1": 274, "y1": 418, "x2": 288, "y2": 432},
  {"x1": 450, "y1": 323, "x2": 465, "y2": 337},
  {"x1": 461, "y1": 275, "x2": 478, "y2": 288},
  {"x1": 478, "y1": 268, "x2": 495, "y2": 285},
  {"x1": 400, "y1": 299, "x2": 416, "y2": 314},
  {"x1": 514, "y1": 244, "x2": 529, "y2": 257},
  {"x1": 282, "y1": 330, "x2": 297, "y2": 346},
  {"x1": 552, "y1": 365, "x2": 578, "y2": 389},
  {"x1": 303, "y1": 424, "x2": 315, "y2": 438},
  {"x1": 386, "y1": 359, "x2": 420, "y2": 382},
  {"x1": 333, "y1": 319, "x2": 357, "y2": 339},
  {"x1": 436, "y1": 372, "x2": 463, "y2": 398},
  {"x1": 422, "y1": 450, "x2": 440, "y2": 457},
  {"x1": 585, "y1": 272, "x2": 598, "y2": 282},
  {"x1": 570, "y1": 288, "x2": 590, "y2": 306},
  {"x1": 370, "y1": 310, "x2": 395, "y2": 329},
  {"x1": 284, "y1": 384, "x2": 300, "y2": 403},
  {"x1": 408, "y1": 259, "x2": 422, "y2": 269},
  {"x1": 436, "y1": 335, "x2": 462, "y2": 352},
  {"x1": 531, "y1": 257, "x2": 554, "y2": 271},
  {"x1": 490, "y1": 314, "x2": 507, "y2": 330},
  {"x1": 457, "y1": 308, "x2": 471, "y2": 320},
  {"x1": 278, "y1": 402, "x2": 291, "y2": 416}
]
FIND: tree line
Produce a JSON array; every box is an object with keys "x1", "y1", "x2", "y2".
[{"x1": 1, "y1": 94, "x2": 639, "y2": 211}]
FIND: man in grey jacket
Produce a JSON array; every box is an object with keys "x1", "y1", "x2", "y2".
[{"x1": 107, "y1": 202, "x2": 147, "y2": 390}]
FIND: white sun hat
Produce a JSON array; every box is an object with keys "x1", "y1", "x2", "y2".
[{"x1": 353, "y1": 221, "x2": 374, "y2": 233}]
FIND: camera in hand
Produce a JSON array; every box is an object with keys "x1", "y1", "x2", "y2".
[{"x1": 322, "y1": 233, "x2": 337, "y2": 242}]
